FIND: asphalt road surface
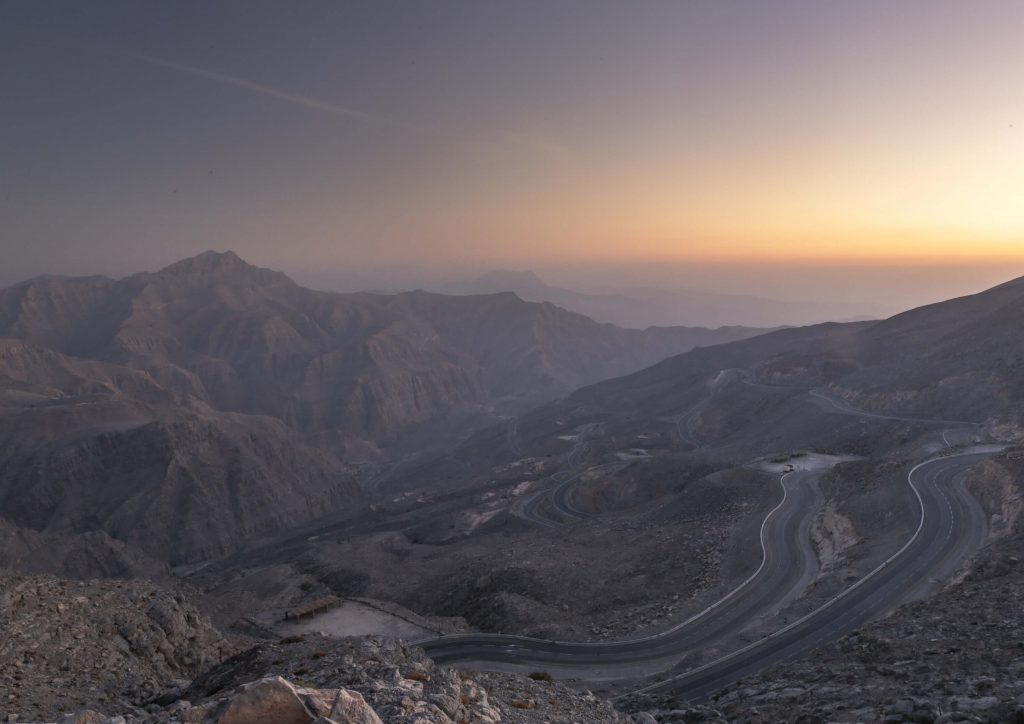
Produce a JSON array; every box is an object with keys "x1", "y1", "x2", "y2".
[
  {"x1": 635, "y1": 450, "x2": 992, "y2": 701},
  {"x1": 808, "y1": 388, "x2": 981, "y2": 430}
]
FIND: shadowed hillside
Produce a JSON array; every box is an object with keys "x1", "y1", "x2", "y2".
[{"x1": 0, "y1": 251, "x2": 770, "y2": 566}]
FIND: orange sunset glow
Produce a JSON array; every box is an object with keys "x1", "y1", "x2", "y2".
[{"x1": 3, "y1": 1, "x2": 1023, "y2": 311}]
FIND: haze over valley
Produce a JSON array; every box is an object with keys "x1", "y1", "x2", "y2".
[
  {"x1": 4, "y1": 3, "x2": 1024, "y2": 723},
  {"x1": 0, "y1": 251, "x2": 771, "y2": 566}
]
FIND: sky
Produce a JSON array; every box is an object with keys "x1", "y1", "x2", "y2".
[{"x1": 3, "y1": 1, "x2": 1024, "y2": 312}]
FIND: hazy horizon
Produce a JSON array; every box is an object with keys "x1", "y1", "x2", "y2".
[
  {"x1": 2, "y1": 249, "x2": 1021, "y2": 325},
  {"x1": 4, "y1": 1, "x2": 1023, "y2": 318}
]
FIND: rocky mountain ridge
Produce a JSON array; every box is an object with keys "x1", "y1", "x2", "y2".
[
  {"x1": 558, "y1": 273, "x2": 1024, "y2": 446},
  {"x1": 0, "y1": 252, "x2": 769, "y2": 567},
  {"x1": 0, "y1": 251, "x2": 769, "y2": 439}
]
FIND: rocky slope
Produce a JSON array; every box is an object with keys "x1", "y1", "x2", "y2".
[
  {"x1": 0, "y1": 572, "x2": 623, "y2": 723},
  {"x1": 172, "y1": 634, "x2": 622, "y2": 724},
  {"x1": 0, "y1": 572, "x2": 234, "y2": 721},
  {"x1": 0, "y1": 340, "x2": 361, "y2": 564},
  {"x1": 568, "y1": 274, "x2": 1024, "y2": 435},
  {"x1": 380, "y1": 289, "x2": 770, "y2": 404},
  {"x1": 0, "y1": 520, "x2": 168, "y2": 579}
]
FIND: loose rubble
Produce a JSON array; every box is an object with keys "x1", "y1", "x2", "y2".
[
  {"x1": 0, "y1": 572, "x2": 234, "y2": 722},
  {"x1": 170, "y1": 634, "x2": 623, "y2": 723},
  {"x1": 2, "y1": 592, "x2": 624, "y2": 724}
]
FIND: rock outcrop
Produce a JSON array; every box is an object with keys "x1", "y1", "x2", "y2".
[
  {"x1": 175, "y1": 634, "x2": 620, "y2": 723},
  {"x1": 6, "y1": 625, "x2": 624, "y2": 723},
  {"x1": 0, "y1": 570, "x2": 623, "y2": 723},
  {"x1": 0, "y1": 573, "x2": 234, "y2": 721},
  {"x1": 184, "y1": 676, "x2": 382, "y2": 724}
]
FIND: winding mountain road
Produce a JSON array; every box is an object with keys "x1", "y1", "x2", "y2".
[
  {"x1": 635, "y1": 449, "x2": 992, "y2": 701},
  {"x1": 422, "y1": 371, "x2": 997, "y2": 700},
  {"x1": 513, "y1": 424, "x2": 607, "y2": 528},
  {"x1": 505, "y1": 419, "x2": 525, "y2": 458},
  {"x1": 808, "y1": 388, "x2": 983, "y2": 431},
  {"x1": 420, "y1": 466, "x2": 826, "y2": 674},
  {"x1": 427, "y1": 448, "x2": 994, "y2": 694}
]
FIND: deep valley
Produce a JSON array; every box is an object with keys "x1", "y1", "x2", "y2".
[{"x1": 3, "y1": 253, "x2": 1024, "y2": 723}]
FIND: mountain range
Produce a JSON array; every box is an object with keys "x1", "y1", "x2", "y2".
[
  {"x1": 570, "y1": 273, "x2": 1024, "y2": 431},
  {"x1": 4, "y1": 256, "x2": 1024, "y2": 722},
  {"x1": 0, "y1": 251, "x2": 770, "y2": 564}
]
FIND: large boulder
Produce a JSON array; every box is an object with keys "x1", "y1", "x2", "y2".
[
  {"x1": 301, "y1": 686, "x2": 383, "y2": 724},
  {"x1": 196, "y1": 676, "x2": 383, "y2": 724},
  {"x1": 204, "y1": 677, "x2": 314, "y2": 724}
]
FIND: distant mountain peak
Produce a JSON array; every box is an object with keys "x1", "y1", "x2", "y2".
[
  {"x1": 158, "y1": 250, "x2": 244, "y2": 272},
  {"x1": 152, "y1": 250, "x2": 293, "y2": 286},
  {"x1": 472, "y1": 269, "x2": 549, "y2": 293},
  {"x1": 202, "y1": 249, "x2": 242, "y2": 262}
]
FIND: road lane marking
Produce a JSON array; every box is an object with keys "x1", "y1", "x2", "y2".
[
  {"x1": 628, "y1": 453, "x2": 968, "y2": 697},
  {"x1": 418, "y1": 469, "x2": 804, "y2": 650}
]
